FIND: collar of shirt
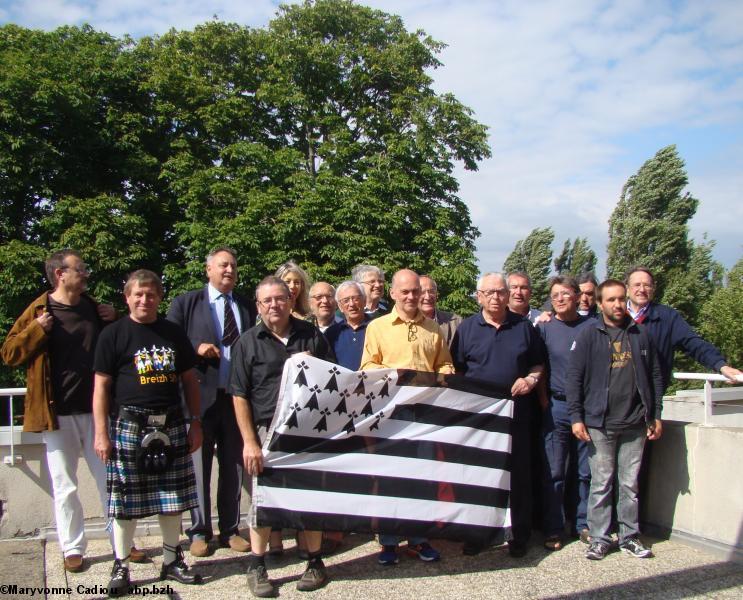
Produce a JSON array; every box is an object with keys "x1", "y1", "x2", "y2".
[
  {"x1": 389, "y1": 305, "x2": 425, "y2": 325},
  {"x1": 340, "y1": 317, "x2": 369, "y2": 331},
  {"x1": 256, "y1": 315, "x2": 299, "y2": 340},
  {"x1": 627, "y1": 301, "x2": 649, "y2": 321},
  {"x1": 207, "y1": 283, "x2": 232, "y2": 303},
  {"x1": 476, "y1": 308, "x2": 517, "y2": 329}
]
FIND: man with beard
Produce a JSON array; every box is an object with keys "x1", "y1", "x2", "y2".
[{"x1": 566, "y1": 279, "x2": 663, "y2": 561}]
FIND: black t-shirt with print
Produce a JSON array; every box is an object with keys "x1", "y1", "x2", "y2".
[
  {"x1": 604, "y1": 320, "x2": 644, "y2": 429},
  {"x1": 94, "y1": 316, "x2": 196, "y2": 410}
]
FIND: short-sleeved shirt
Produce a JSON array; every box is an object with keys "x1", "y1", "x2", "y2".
[
  {"x1": 360, "y1": 307, "x2": 453, "y2": 373},
  {"x1": 94, "y1": 316, "x2": 196, "y2": 410},
  {"x1": 228, "y1": 317, "x2": 335, "y2": 425},
  {"x1": 537, "y1": 315, "x2": 590, "y2": 397},
  {"x1": 452, "y1": 309, "x2": 544, "y2": 390},
  {"x1": 47, "y1": 296, "x2": 100, "y2": 415},
  {"x1": 325, "y1": 318, "x2": 369, "y2": 371}
]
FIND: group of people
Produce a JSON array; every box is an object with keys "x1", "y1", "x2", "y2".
[{"x1": 2, "y1": 247, "x2": 740, "y2": 598}]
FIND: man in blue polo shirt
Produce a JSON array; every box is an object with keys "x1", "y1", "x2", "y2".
[
  {"x1": 325, "y1": 281, "x2": 369, "y2": 370},
  {"x1": 451, "y1": 272, "x2": 545, "y2": 557},
  {"x1": 537, "y1": 276, "x2": 592, "y2": 551}
]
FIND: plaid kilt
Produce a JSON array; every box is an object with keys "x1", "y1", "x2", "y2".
[{"x1": 107, "y1": 407, "x2": 198, "y2": 519}]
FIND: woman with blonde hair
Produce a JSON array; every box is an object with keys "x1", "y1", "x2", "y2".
[{"x1": 274, "y1": 261, "x2": 312, "y2": 320}]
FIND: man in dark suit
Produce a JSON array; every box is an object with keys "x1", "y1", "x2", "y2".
[{"x1": 167, "y1": 246, "x2": 257, "y2": 556}]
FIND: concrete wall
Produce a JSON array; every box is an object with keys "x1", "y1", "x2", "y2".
[
  {"x1": 0, "y1": 444, "x2": 252, "y2": 539},
  {"x1": 3, "y1": 422, "x2": 742, "y2": 560},
  {"x1": 645, "y1": 422, "x2": 743, "y2": 559}
]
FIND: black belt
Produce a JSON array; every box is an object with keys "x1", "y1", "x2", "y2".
[
  {"x1": 118, "y1": 405, "x2": 181, "y2": 428},
  {"x1": 552, "y1": 393, "x2": 567, "y2": 402}
]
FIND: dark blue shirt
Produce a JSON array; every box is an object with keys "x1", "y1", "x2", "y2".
[
  {"x1": 537, "y1": 315, "x2": 590, "y2": 396},
  {"x1": 451, "y1": 310, "x2": 545, "y2": 391},
  {"x1": 325, "y1": 317, "x2": 370, "y2": 371}
]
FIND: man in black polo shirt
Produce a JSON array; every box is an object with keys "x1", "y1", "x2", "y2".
[
  {"x1": 451, "y1": 272, "x2": 545, "y2": 557},
  {"x1": 231, "y1": 276, "x2": 335, "y2": 597}
]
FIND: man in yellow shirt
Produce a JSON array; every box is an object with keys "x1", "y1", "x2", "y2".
[{"x1": 360, "y1": 268, "x2": 453, "y2": 566}]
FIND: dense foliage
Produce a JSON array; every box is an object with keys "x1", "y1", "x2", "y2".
[{"x1": 0, "y1": 1, "x2": 490, "y2": 387}]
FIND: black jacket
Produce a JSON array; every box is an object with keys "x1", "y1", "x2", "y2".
[
  {"x1": 566, "y1": 317, "x2": 663, "y2": 428},
  {"x1": 166, "y1": 286, "x2": 256, "y2": 413},
  {"x1": 639, "y1": 302, "x2": 727, "y2": 392}
]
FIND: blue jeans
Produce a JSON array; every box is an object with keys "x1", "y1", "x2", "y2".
[
  {"x1": 542, "y1": 398, "x2": 590, "y2": 535},
  {"x1": 586, "y1": 425, "x2": 646, "y2": 545},
  {"x1": 379, "y1": 534, "x2": 427, "y2": 547}
]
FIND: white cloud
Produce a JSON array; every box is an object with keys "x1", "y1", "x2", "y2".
[{"x1": 2, "y1": 0, "x2": 742, "y2": 273}]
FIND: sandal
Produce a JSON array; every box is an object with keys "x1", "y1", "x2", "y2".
[{"x1": 544, "y1": 535, "x2": 563, "y2": 551}]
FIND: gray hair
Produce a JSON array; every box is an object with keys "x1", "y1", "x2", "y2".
[
  {"x1": 335, "y1": 280, "x2": 366, "y2": 304},
  {"x1": 206, "y1": 246, "x2": 237, "y2": 264},
  {"x1": 351, "y1": 264, "x2": 384, "y2": 283},
  {"x1": 309, "y1": 281, "x2": 336, "y2": 296},
  {"x1": 506, "y1": 271, "x2": 532, "y2": 289},
  {"x1": 477, "y1": 272, "x2": 506, "y2": 291}
]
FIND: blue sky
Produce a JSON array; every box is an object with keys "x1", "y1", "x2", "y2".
[{"x1": 2, "y1": 0, "x2": 741, "y2": 274}]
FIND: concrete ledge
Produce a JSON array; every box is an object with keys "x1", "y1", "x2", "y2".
[{"x1": 643, "y1": 523, "x2": 743, "y2": 564}]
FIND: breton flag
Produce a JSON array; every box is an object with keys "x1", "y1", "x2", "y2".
[{"x1": 251, "y1": 355, "x2": 514, "y2": 546}]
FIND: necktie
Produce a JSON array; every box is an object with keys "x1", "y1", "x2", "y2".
[{"x1": 222, "y1": 295, "x2": 239, "y2": 347}]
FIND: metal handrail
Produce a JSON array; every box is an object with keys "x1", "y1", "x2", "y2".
[
  {"x1": 1, "y1": 387, "x2": 27, "y2": 466},
  {"x1": 673, "y1": 373, "x2": 743, "y2": 426}
]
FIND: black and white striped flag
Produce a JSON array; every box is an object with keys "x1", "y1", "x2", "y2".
[{"x1": 251, "y1": 355, "x2": 513, "y2": 546}]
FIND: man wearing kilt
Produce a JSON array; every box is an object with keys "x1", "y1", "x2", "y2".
[{"x1": 93, "y1": 270, "x2": 204, "y2": 597}]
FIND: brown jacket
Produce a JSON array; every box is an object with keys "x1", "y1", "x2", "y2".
[{"x1": 1, "y1": 292, "x2": 102, "y2": 432}]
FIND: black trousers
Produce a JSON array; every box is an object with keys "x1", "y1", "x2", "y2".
[
  {"x1": 510, "y1": 396, "x2": 535, "y2": 545},
  {"x1": 187, "y1": 390, "x2": 244, "y2": 542}
]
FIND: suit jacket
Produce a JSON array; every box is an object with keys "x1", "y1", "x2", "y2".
[
  {"x1": 435, "y1": 309, "x2": 463, "y2": 349},
  {"x1": 166, "y1": 286, "x2": 256, "y2": 414}
]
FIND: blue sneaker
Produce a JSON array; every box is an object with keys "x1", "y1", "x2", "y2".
[
  {"x1": 406, "y1": 542, "x2": 440, "y2": 562},
  {"x1": 378, "y1": 545, "x2": 399, "y2": 566}
]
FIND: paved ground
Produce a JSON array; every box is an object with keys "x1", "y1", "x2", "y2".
[{"x1": 3, "y1": 532, "x2": 742, "y2": 599}]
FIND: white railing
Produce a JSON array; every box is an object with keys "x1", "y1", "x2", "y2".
[
  {"x1": 673, "y1": 373, "x2": 743, "y2": 426},
  {"x1": 1, "y1": 387, "x2": 27, "y2": 465}
]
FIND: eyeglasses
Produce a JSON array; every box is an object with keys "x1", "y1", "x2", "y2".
[
  {"x1": 630, "y1": 283, "x2": 654, "y2": 290},
  {"x1": 61, "y1": 264, "x2": 91, "y2": 276},
  {"x1": 338, "y1": 295, "x2": 363, "y2": 306},
  {"x1": 478, "y1": 288, "x2": 508, "y2": 298},
  {"x1": 407, "y1": 322, "x2": 418, "y2": 342},
  {"x1": 420, "y1": 288, "x2": 437, "y2": 297},
  {"x1": 362, "y1": 278, "x2": 384, "y2": 286},
  {"x1": 258, "y1": 295, "x2": 289, "y2": 307},
  {"x1": 550, "y1": 291, "x2": 574, "y2": 300},
  {"x1": 310, "y1": 293, "x2": 334, "y2": 302}
]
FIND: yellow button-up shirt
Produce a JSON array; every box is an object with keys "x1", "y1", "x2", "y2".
[{"x1": 360, "y1": 306, "x2": 454, "y2": 374}]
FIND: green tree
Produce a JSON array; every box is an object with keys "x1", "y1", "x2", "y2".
[
  {"x1": 503, "y1": 227, "x2": 554, "y2": 306},
  {"x1": 661, "y1": 235, "x2": 724, "y2": 325},
  {"x1": 606, "y1": 145, "x2": 698, "y2": 298},
  {"x1": 1, "y1": 4, "x2": 491, "y2": 391},
  {"x1": 698, "y1": 258, "x2": 743, "y2": 369},
  {"x1": 553, "y1": 237, "x2": 597, "y2": 276},
  {"x1": 150, "y1": 1, "x2": 489, "y2": 313}
]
